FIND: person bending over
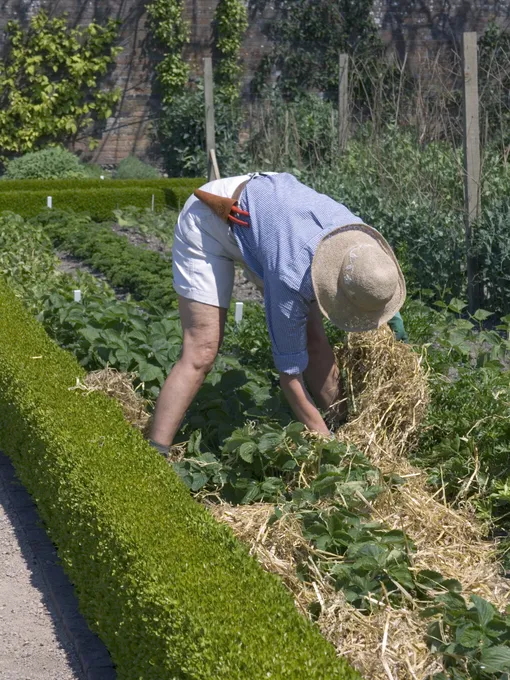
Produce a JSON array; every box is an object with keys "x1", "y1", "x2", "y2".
[{"x1": 149, "y1": 172, "x2": 406, "y2": 456}]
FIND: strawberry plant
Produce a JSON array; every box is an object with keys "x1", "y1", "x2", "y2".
[
  {"x1": 425, "y1": 592, "x2": 510, "y2": 679},
  {"x1": 36, "y1": 210, "x2": 178, "y2": 308}
]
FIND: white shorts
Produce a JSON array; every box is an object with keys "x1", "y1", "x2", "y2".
[{"x1": 172, "y1": 174, "x2": 264, "y2": 308}]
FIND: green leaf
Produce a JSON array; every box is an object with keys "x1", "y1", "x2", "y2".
[
  {"x1": 137, "y1": 362, "x2": 164, "y2": 383},
  {"x1": 387, "y1": 564, "x2": 415, "y2": 590},
  {"x1": 417, "y1": 570, "x2": 447, "y2": 588},
  {"x1": 241, "y1": 484, "x2": 261, "y2": 505},
  {"x1": 78, "y1": 326, "x2": 101, "y2": 344},
  {"x1": 472, "y1": 308, "x2": 494, "y2": 322},
  {"x1": 479, "y1": 645, "x2": 510, "y2": 672},
  {"x1": 239, "y1": 441, "x2": 256, "y2": 463},
  {"x1": 448, "y1": 298, "x2": 468, "y2": 314},
  {"x1": 470, "y1": 595, "x2": 496, "y2": 628},
  {"x1": 456, "y1": 623, "x2": 485, "y2": 648},
  {"x1": 427, "y1": 620, "x2": 446, "y2": 653},
  {"x1": 442, "y1": 579, "x2": 463, "y2": 593},
  {"x1": 190, "y1": 471, "x2": 208, "y2": 492},
  {"x1": 223, "y1": 435, "x2": 253, "y2": 453},
  {"x1": 258, "y1": 432, "x2": 283, "y2": 453}
]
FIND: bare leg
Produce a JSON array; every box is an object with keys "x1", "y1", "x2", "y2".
[
  {"x1": 149, "y1": 296, "x2": 227, "y2": 447},
  {"x1": 304, "y1": 303, "x2": 343, "y2": 412}
]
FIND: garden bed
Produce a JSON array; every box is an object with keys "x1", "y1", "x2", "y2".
[{"x1": 1, "y1": 207, "x2": 509, "y2": 679}]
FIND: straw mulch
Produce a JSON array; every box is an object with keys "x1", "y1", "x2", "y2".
[
  {"x1": 209, "y1": 327, "x2": 510, "y2": 680},
  {"x1": 84, "y1": 333, "x2": 510, "y2": 680},
  {"x1": 70, "y1": 367, "x2": 151, "y2": 433}
]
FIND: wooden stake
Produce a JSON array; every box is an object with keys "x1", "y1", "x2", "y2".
[
  {"x1": 209, "y1": 149, "x2": 220, "y2": 182},
  {"x1": 462, "y1": 32, "x2": 482, "y2": 312},
  {"x1": 338, "y1": 54, "x2": 349, "y2": 151},
  {"x1": 204, "y1": 57, "x2": 220, "y2": 181}
]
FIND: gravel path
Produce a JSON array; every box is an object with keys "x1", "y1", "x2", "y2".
[
  {"x1": 0, "y1": 453, "x2": 115, "y2": 680},
  {"x1": 0, "y1": 479, "x2": 83, "y2": 679}
]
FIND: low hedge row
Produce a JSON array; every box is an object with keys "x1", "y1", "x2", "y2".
[
  {"x1": 37, "y1": 210, "x2": 177, "y2": 308},
  {"x1": 0, "y1": 177, "x2": 206, "y2": 192},
  {"x1": 0, "y1": 187, "x2": 194, "y2": 220},
  {"x1": 0, "y1": 277, "x2": 360, "y2": 680}
]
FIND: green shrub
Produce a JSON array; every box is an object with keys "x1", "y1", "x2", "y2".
[
  {"x1": 0, "y1": 276, "x2": 360, "y2": 680},
  {"x1": 0, "y1": 186, "x2": 193, "y2": 219},
  {"x1": 114, "y1": 155, "x2": 161, "y2": 179},
  {"x1": 81, "y1": 163, "x2": 111, "y2": 179},
  {"x1": 157, "y1": 85, "x2": 246, "y2": 177},
  {"x1": 473, "y1": 199, "x2": 510, "y2": 316},
  {"x1": 3, "y1": 147, "x2": 88, "y2": 180}
]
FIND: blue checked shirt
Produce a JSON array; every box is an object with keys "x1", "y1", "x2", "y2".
[{"x1": 234, "y1": 173, "x2": 363, "y2": 375}]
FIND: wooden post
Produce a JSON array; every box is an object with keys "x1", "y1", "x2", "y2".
[
  {"x1": 462, "y1": 32, "x2": 482, "y2": 313},
  {"x1": 204, "y1": 57, "x2": 220, "y2": 182},
  {"x1": 338, "y1": 53, "x2": 349, "y2": 151}
]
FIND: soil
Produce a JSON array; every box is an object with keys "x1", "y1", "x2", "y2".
[
  {"x1": 109, "y1": 223, "x2": 169, "y2": 257},
  {"x1": 56, "y1": 252, "x2": 108, "y2": 283},
  {"x1": 0, "y1": 468, "x2": 84, "y2": 680}
]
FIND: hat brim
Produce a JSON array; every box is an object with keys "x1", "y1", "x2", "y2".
[{"x1": 311, "y1": 223, "x2": 406, "y2": 332}]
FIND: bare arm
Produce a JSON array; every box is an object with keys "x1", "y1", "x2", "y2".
[
  {"x1": 304, "y1": 302, "x2": 340, "y2": 410},
  {"x1": 280, "y1": 372, "x2": 330, "y2": 436}
]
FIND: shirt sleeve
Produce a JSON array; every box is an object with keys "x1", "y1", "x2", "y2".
[{"x1": 263, "y1": 275, "x2": 310, "y2": 375}]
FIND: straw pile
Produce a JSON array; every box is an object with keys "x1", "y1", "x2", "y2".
[
  {"x1": 86, "y1": 332, "x2": 510, "y2": 679},
  {"x1": 330, "y1": 324, "x2": 428, "y2": 461}
]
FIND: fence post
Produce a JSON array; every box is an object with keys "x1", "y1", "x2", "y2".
[
  {"x1": 338, "y1": 53, "x2": 349, "y2": 151},
  {"x1": 462, "y1": 32, "x2": 482, "y2": 313},
  {"x1": 204, "y1": 57, "x2": 220, "y2": 182}
]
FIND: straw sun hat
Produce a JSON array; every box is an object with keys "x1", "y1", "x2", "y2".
[{"x1": 311, "y1": 224, "x2": 406, "y2": 332}]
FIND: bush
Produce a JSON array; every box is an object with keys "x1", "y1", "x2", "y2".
[
  {"x1": 3, "y1": 147, "x2": 88, "y2": 180},
  {"x1": 157, "y1": 84, "x2": 246, "y2": 177},
  {"x1": 81, "y1": 163, "x2": 110, "y2": 179},
  {"x1": 473, "y1": 199, "x2": 510, "y2": 316},
  {"x1": 0, "y1": 276, "x2": 360, "y2": 680},
  {"x1": 0, "y1": 186, "x2": 193, "y2": 220},
  {"x1": 114, "y1": 155, "x2": 161, "y2": 179}
]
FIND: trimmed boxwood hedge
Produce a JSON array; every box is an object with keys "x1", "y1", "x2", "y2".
[
  {"x1": 0, "y1": 177, "x2": 206, "y2": 192},
  {"x1": 0, "y1": 277, "x2": 361, "y2": 680},
  {"x1": 0, "y1": 187, "x2": 194, "y2": 220}
]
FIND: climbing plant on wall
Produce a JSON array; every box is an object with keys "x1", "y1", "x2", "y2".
[
  {"x1": 146, "y1": 0, "x2": 190, "y2": 104},
  {"x1": 249, "y1": 0, "x2": 381, "y2": 97},
  {"x1": 213, "y1": 0, "x2": 249, "y2": 102},
  {"x1": 0, "y1": 10, "x2": 122, "y2": 160}
]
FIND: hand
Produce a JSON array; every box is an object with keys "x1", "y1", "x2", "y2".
[{"x1": 279, "y1": 373, "x2": 330, "y2": 437}]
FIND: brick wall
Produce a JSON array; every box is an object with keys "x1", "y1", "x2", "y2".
[
  {"x1": 2, "y1": 1, "x2": 509, "y2": 165},
  {"x1": 373, "y1": 0, "x2": 510, "y2": 62}
]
